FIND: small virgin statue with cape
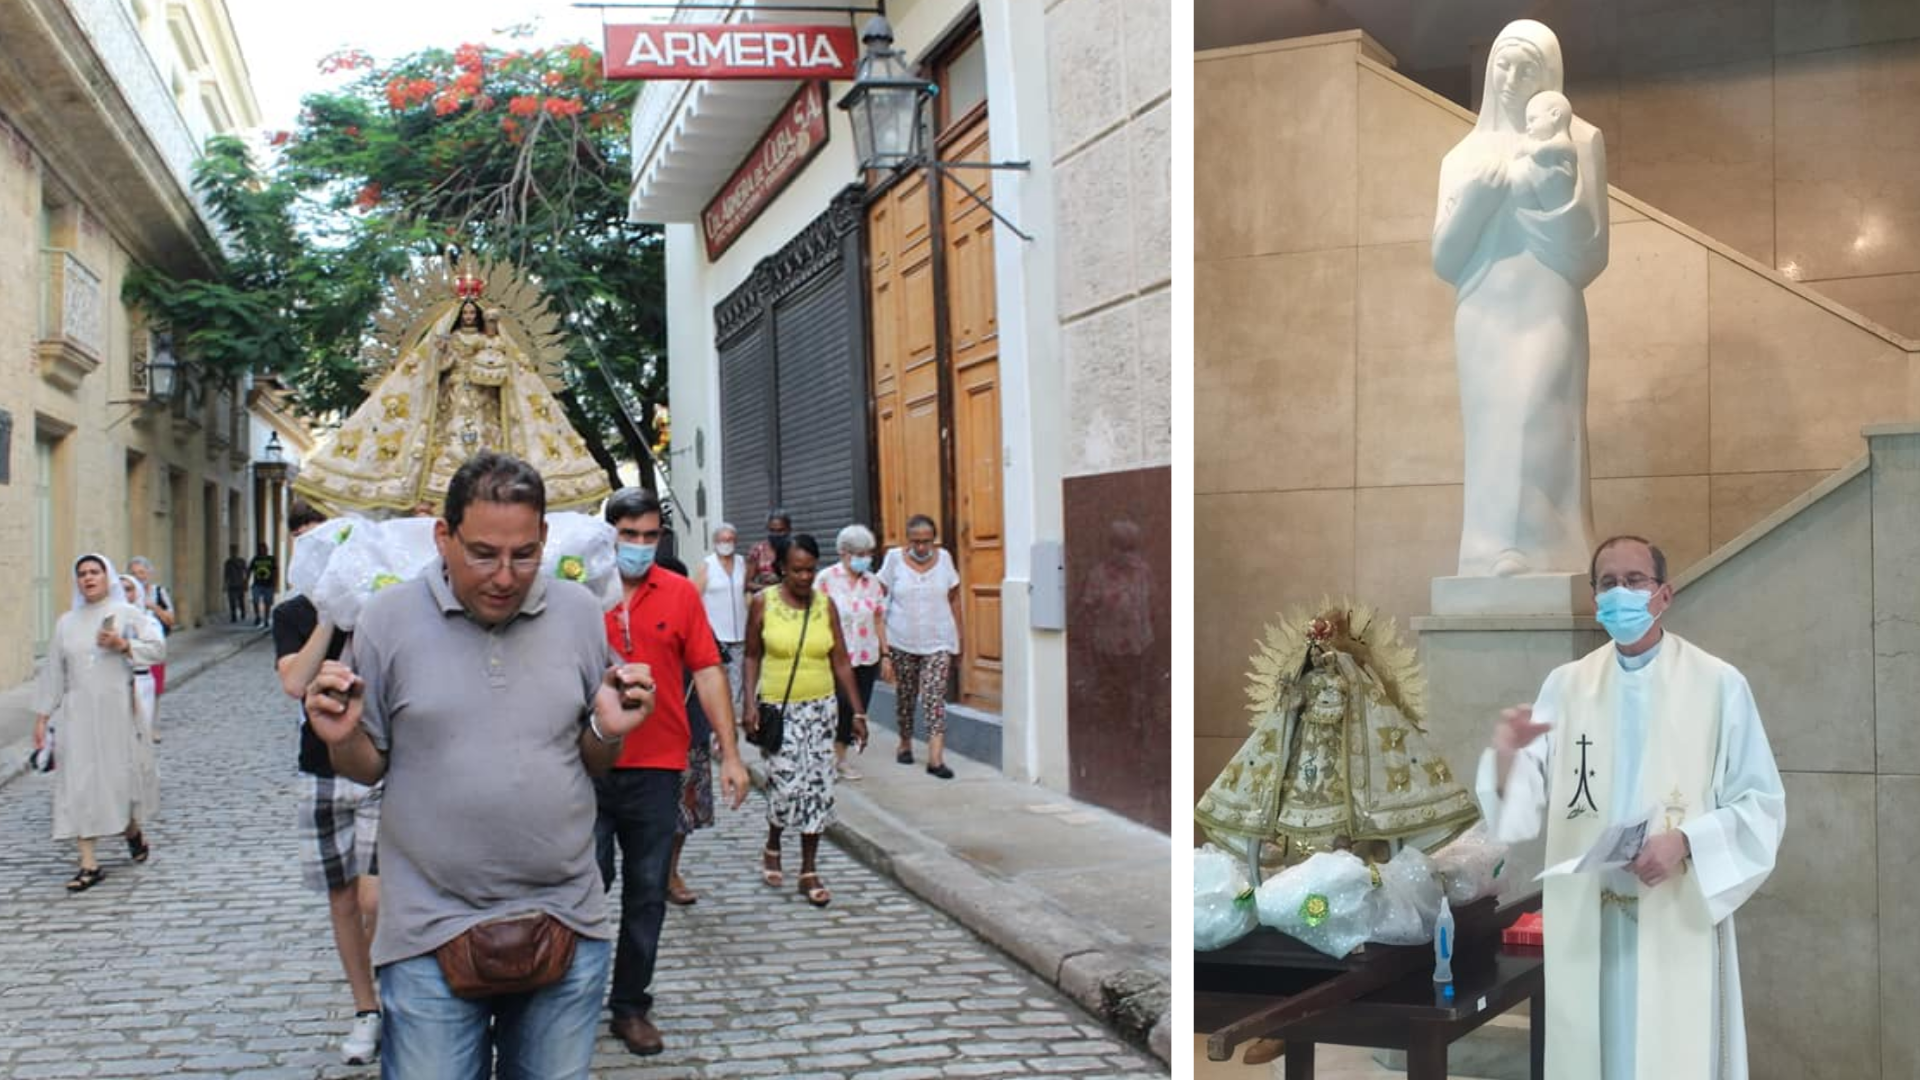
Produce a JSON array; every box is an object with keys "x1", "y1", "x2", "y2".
[{"x1": 293, "y1": 259, "x2": 610, "y2": 517}]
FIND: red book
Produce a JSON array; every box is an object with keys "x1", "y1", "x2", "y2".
[{"x1": 1503, "y1": 911, "x2": 1544, "y2": 949}]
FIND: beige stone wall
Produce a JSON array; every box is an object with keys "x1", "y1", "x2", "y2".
[
  {"x1": 1048, "y1": 0, "x2": 1173, "y2": 475},
  {"x1": 1193, "y1": 32, "x2": 1920, "y2": 823},
  {"x1": 0, "y1": 112, "x2": 253, "y2": 688}
]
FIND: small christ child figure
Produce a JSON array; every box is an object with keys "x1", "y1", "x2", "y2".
[{"x1": 1512, "y1": 90, "x2": 1577, "y2": 211}]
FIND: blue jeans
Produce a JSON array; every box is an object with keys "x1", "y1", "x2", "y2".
[
  {"x1": 592, "y1": 768, "x2": 680, "y2": 1019},
  {"x1": 379, "y1": 935, "x2": 611, "y2": 1079}
]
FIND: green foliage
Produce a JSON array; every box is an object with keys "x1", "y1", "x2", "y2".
[{"x1": 121, "y1": 39, "x2": 667, "y2": 479}]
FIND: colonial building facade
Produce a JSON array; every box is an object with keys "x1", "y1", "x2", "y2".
[
  {"x1": 627, "y1": 0, "x2": 1170, "y2": 828},
  {"x1": 0, "y1": 0, "x2": 264, "y2": 686}
]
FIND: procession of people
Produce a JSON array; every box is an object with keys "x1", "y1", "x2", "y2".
[{"x1": 18, "y1": 256, "x2": 974, "y2": 1076}]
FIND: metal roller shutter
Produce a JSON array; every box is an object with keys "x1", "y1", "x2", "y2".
[
  {"x1": 718, "y1": 321, "x2": 773, "y2": 532},
  {"x1": 774, "y1": 269, "x2": 858, "y2": 543},
  {"x1": 711, "y1": 186, "x2": 871, "y2": 549}
]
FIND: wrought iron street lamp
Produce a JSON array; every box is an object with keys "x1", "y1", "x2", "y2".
[
  {"x1": 263, "y1": 430, "x2": 284, "y2": 464},
  {"x1": 835, "y1": 15, "x2": 1035, "y2": 241},
  {"x1": 146, "y1": 334, "x2": 180, "y2": 404},
  {"x1": 837, "y1": 16, "x2": 934, "y2": 172}
]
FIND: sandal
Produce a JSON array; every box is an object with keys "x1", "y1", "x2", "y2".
[
  {"x1": 760, "y1": 848, "x2": 784, "y2": 888},
  {"x1": 65, "y1": 867, "x2": 105, "y2": 893},
  {"x1": 797, "y1": 872, "x2": 832, "y2": 908},
  {"x1": 667, "y1": 876, "x2": 698, "y2": 906},
  {"x1": 126, "y1": 830, "x2": 150, "y2": 863}
]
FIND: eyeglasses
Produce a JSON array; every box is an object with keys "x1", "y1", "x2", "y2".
[
  {"x1": 453, "y1": 530, "x2": 542, "y2": 576},
  {"x1": 1594, "y1": 573, "x2": 1662, "y2": 591}
]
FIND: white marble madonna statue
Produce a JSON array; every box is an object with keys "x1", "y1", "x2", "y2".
[{"x1": 1432, "y1": 20, "x2": 1607, "y2": 578}]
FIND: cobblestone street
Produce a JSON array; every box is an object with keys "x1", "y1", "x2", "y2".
[{"x1": 0, "y1": 640, "x2": 1164, "y2": 1079}]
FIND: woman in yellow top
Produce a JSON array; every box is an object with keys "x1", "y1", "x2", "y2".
[{"x1": 743, "y1": 534, "x2": 869, "y2": 906}]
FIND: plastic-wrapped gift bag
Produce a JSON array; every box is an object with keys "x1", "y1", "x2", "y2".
[
  {"x1": 289, "y1": 517, "x2": 369, "y2": 598},
  {"x1": 1366, "y1": 845, "x2": 1445, "y2": 945},
  {"x1": 1432, "y1": 822, "x2": 1510, "y2": 906},
  {"x1": 1194, "y1": 845, "x2": 1260, "y2": 952},
  {"x1": 310, "y1": 521, "x2": 411, "y2": 631},
  {"x1": 380, "y1": 516, "x2": 442, "y2": 580},
  {"x1": 542, "y1": 512, "x2": 618, "y2": 608},
  {"x1": 1255, "y1": 851, "x2": 1374, "y2": 959}
]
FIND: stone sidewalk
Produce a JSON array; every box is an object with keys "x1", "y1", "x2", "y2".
[{"x1": 815, "y1": 733, "x2": 1172, "y2": 1063}]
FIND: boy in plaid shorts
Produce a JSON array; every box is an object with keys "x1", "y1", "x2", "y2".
[{"x1": 272, "y1": 504, "x2": 384, "y2": 1065}]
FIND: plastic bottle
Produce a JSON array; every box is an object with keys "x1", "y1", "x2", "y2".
[{"x1": 1433, "y1": 895, "x2": 1455, "y2": 985}]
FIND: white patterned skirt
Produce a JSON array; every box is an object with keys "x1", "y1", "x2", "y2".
[{"x1": 763, "y1": 695, "x2": 837, "y2": 834}]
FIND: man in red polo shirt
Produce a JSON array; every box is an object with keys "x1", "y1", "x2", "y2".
[{"x1": 596, "y1": 488, "x2": 749, "y2": 1057}]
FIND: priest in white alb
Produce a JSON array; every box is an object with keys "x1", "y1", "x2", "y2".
[{"x1": 1475, "y1": 535, "x2": 1787, "y2": 1080}]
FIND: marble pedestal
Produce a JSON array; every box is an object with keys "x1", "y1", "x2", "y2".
[{"x1": 1431, "y1": 572, "x2": 1595, "y2": 616}]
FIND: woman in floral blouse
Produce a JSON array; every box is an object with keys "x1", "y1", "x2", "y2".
[{"x1": 814, "y1": 524, "x2": 888, "y2": 781}]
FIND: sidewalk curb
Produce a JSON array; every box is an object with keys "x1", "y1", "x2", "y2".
[
  {"x1": 0, "y1": 629, "x2": 269, "y2": 795},
  {"x1": 750, "y1": 761, "x2": 1173, "y2": 1066}
]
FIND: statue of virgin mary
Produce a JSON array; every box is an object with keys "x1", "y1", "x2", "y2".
[
  {"x1": 293, "y1": 260, "x2": 611, "y2": 517},
  {"x1": 1196, "y1": 602, "x2": 1479, "y2": 873},
  {"x1": 1432, "y1": 20, "x2": 1607, "y2": 578}
]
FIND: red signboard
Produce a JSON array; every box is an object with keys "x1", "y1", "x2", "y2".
[
  {"x1": 702, "y1": 83, "x2": 831, "y2": 260},
  {"x1": 604, "y1": 23, "x2": 858, "y2": 80}
]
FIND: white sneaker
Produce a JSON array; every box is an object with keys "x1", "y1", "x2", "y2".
[
  {"x1": 837, "y1": 762, "x2": 863, "y2": 781},
  {"x1": 342, "y1": 1011, "x2": 380, "y2": 1065}
]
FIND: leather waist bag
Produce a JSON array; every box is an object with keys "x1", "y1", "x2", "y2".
[{"x1": 434, "y1": 912, "x2": 578, "y2": 999}]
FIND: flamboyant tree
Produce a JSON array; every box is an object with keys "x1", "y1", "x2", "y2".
[{"x1": 125, "y1": 38, "x2": 666, "y2": 490}]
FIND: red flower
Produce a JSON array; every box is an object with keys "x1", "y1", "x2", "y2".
[
  {"x1": 269, "y1": 130, "x2": 291, "y2": 147},
  {"x1": 344, "y1": 125, "x2": 361, "y2": 138},
  {"x1": 542, "y1": 71, "x2": 565, "y2": 88},
  {"x1": 455, "y1": 71, "x2": 483, "y2": 95},
  {"x1": 455, "y1": 43, "x2": 486, "y2": 72},
  {"x1": 353, "y1": 181, "x2": 382, "y2": 209},
  {"x1": 500, "y1": 118, "x2": 520, "y2": 134},
  {"x1": 433, "y1": 94, "x2": 461, "y2": 116},
  {"x1": 507, "y1": 95, "x2": 540, "y2": 118},
  {"x1": 567, "y1": 44, "x2": 595, "y2": 62},
  {"x1": 543, "y1": 97, "x2": 583, "y2": 117},
  {"x1": 318, "y1": 48, "x2": 373, "y2": 75},
  {"x1": 473, "y1": 95, "x2": 496, "y2": 112}
]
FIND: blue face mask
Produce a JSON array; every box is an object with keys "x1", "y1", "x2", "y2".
[
  {"x1": 1595, "y1": 586, "x2": 1658, "y2": 645},
  {"x1": 616, "y1": 542, "x2": 656, "y2": 579},
  {"x1": 849, "y1": 556, "x2": 872, "y2": 575}
]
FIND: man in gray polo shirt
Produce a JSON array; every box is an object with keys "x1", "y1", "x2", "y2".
[{"x1": 304, "y1": 452, "x2": 656, "y2": 1079}]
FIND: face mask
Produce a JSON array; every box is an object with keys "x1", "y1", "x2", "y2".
[
  {"x1": 849, "y1": 556, "x2": 872, "y2": 575},
  {"x1": 908, "y1": 545, "x2": 936, "y2": 564},
  {"x1": 715, "y1": 542, "x2": 735, "y2": 557},
  {"x1": 1595, "y1": 586, "x2": 1658, "y2": 645},
  {"x1": 616, "y1": 542, "x2": 656, "y2": 579}
]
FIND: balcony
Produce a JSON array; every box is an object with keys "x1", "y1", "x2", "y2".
[{"x1": 36, "y1": 249, "x2": 104, "y2": 391}]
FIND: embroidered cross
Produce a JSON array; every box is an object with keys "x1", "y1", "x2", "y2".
[{"x1": 1566, "y1": 734, "x2": 1600, "y2": 818}]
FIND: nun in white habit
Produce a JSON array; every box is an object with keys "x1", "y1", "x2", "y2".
[{"x1": 32, "y1": 553, "x2": 164, "y2": 892}]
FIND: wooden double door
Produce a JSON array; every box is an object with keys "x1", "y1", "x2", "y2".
[{"x1": 866, "y1": 113, "x2": 1003, "y2": 710}]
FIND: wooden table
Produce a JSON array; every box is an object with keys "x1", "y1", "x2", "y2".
[
  {"x1": 1268, "y1": 949, "x2": 1542, "y2": 1080},
  {"x1": 1197, "y1": 894, "x2": 1545, "y2": 1079}
]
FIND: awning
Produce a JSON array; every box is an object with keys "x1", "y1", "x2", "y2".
[{"x1": 624, "y1": 2, "x2": 850, "y2": 225}]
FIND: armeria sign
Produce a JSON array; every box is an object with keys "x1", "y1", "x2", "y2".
[
  {"x1": 701, "y1": 82, "x2": 831, "y2": 260},
  {"x1": 604, "y1": 24, "x2": 858, "y2": 80}
]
